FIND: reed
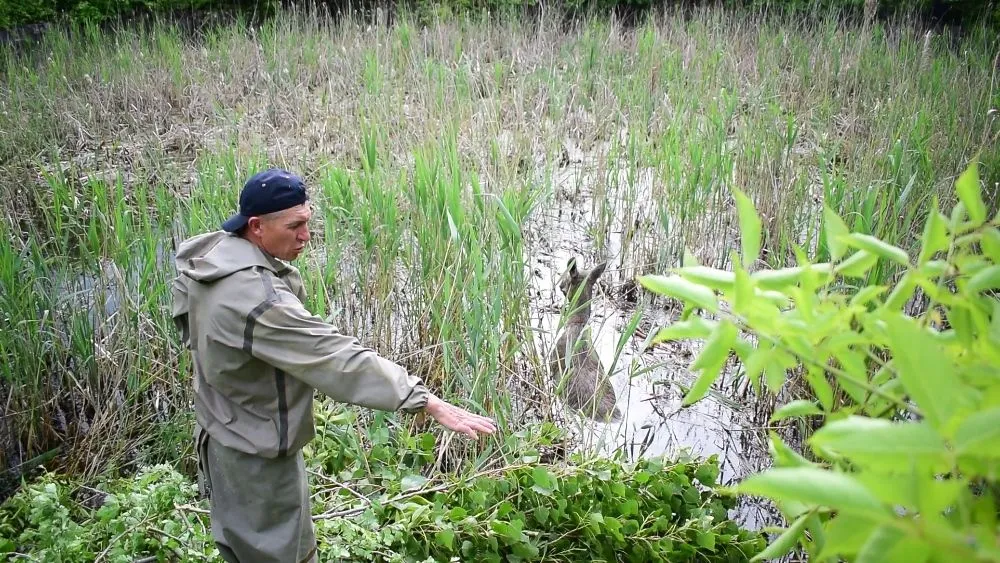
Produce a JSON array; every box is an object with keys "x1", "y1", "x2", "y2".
[{"x1": 0, "y1": 4, "x2": 995, "y2": 485}]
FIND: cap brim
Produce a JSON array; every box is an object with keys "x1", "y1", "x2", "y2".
[{"x1": 221, "y1": 213, "x2": 250, "y2": 233}]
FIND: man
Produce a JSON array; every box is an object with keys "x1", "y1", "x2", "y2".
[{"x1": 170, "y1": 168, "x2": 496, "y2": 563}]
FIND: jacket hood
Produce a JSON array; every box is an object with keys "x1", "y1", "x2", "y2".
[
  {"x1": 174, "y1": 230, "x2": 290, "y2": 283},
  {"x1": 171, "y1": 231, "x2": 291, "y2": 342}
]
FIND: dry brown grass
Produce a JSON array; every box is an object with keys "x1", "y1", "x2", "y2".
[{"x1": 0, "y1": 3, "x2": 996, "y2": 489}]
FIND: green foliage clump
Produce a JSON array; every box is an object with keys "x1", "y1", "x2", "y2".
[
  {"x1": 2, "y1": 416, "x2": 764, "y2": 562},
  {"x1": 306, "y1": 409, "x2": 764, "y2": 561},
  {"x1": 334, "y1": 455, "x2": 764, "y2": 562},
  {"x1": 639, "y1": 157, "x2": 1000, "y2": 561},
  {"x1": 0, "y1": 464, "x2": 215, "y2": 562}
]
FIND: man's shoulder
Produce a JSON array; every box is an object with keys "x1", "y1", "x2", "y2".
[{"x1": 215, "y1": 266, "x2": 302, "y2": 306}]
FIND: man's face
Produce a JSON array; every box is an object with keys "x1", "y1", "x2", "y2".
[{"x1": 248, "y1": 204, "x2": 312, "y2": 261}]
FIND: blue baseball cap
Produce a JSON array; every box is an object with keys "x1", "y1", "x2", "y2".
[{"x1": 221, "y1": 168, "x2": 309, "y2": 233}]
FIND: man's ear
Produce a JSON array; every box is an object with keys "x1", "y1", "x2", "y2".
[{"x1": 247, "y1": 216, "x2": 262, "y2": 236}]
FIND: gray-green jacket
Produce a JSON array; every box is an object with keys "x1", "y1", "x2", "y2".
[{"x1": 171, "y1": 231, "x2": 429, "y2": 458}]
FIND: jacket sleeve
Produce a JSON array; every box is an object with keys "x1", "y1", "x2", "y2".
[{"x1": 245, "y1": 287, "x2": 430, "y2": 413}]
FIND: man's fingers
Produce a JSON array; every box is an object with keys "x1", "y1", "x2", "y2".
[
  {"x1": 432, "y1": 401, "x2": 497, "y2": 438},
  {"x1": 468, "y1": 420, "x2": 496, "y2": 434},
  {"x1": 467, "y1": 421, "x2": 494, "y2": 434},
  {"x1": 455, "y1": 408, "x2": 496, "y2": 428}
]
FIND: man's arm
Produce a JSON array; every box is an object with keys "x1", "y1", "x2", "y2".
[
  {"x1": 246, "y1": 287, "x2": 496, "y2": 437},
  {"x1": 249, "y1": 294, "x2": 428, "y2": 411}
]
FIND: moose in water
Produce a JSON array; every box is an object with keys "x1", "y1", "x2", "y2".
[{"x1": 549, "y1": 257, "x2": 621, "y2": 422}]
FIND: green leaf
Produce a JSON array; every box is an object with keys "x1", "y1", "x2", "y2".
[
  {"x1": 845, "y1": 233, "x2": 909, "y2": 266},
  {"x1": 534, "y1": 506, "x2": 549, "y2": 524},
  {"x1": 755, "y1": 288, "x2": 792, "y2": 306},
  {"x1": 883, "y1": 314, "x2": 968, "y2": 431},
  {"x1": 743, "y1": 339, "x2": 771, "y2": 393},
  {"x1": 751, "y1": 511, "x2": 810, "y2": 562},
  {"x1": 768, "y1": 431, "x2": 817, "y2": 467},
  {"x1": 604, "y1": 516, "x2": 624, "y2": 543},
  {"x1": 882, "y1": 272, "x2": 915, "y2": 311},
  {"x1": 919, "y1": 259, "x2": 949, "y2": 278},
  {"x1": 918, "y1": 198, "x2": 949, "y2": 264},
  {"x1": 733, "y1": 188, "x2": 762, "y2": 265},
  {"x1": 916, "y1": 478, "x2": 965, "y2": 519},
  {"x1": 856, "y1": 525, "x2": 903, "y2": 563},
  {"x1": 695, "y1": 463, "x2": 719, "y2": 487},
  {"x1": 638, "y1": 274, "x2": 719, "y2": 312},
  {"x1": 683, "y1": 321, "x2": 737, "y2": 406},
  {"x1": 651, "y1": 317, "x2": 716, "y2": 344},
  {"x1": 967, "y1": 265, "x2": 1000, "y2": 293},
  {"x1": 419, "y1": 432, "x2": 436, "y2": 452},
  {"x1": 851, "y1": 285, "x2": 888, "y2": 307},
  {"x1": 435, "y1": 529, "x2": 456, "y2": 550},
  {"x1": 531, "y1": 466, "x2": 556, "y2": 496},
  {"x1": 752, "y1": 264, "x2": 832, "y2": 290},
  {"x1": 401, "y1": 474, "x2": 428, "y2": 492},
  {"x1": 770, "y1": 400, "x2": 823, "y2": 422},
  {"x1": 765, "y1": 347, "x2": 796, "y2": 394},
  {"x1": 824, "y1": 206, "x2": 850, "y2": 260},
  {"x1": 956, "y1": 160, "x2": 986, "y2": 225},
  {"x1": 953, "y1": 407, "x2": 1000, "y2": 457},
  {"x1": 735, "y1": 467, "x2": 887, "y2": 518},
  {"x1": 733, "y1": 262, "x2": 754, "y2": 313},
  {"x1": 991, "y1": 299, "x2": 1000, "y2": 346},
  {"x1": 859, "y1": 525, "x2": 931, "y2": 563},
  {"x1": 461, "y1": 540, "x2": 474, "y2": 557},
  {"x1": 491, "y1": 519, "x2": 525, "y2": 544},
  {"x1": 805, "y1": 511, "x2": 827, "y2": 556},
  {"x1": 949, "y1": 305, "x2": 974, "y2": 346},
  {"x1": 588, "y1": 512, "x2": 605, "y2": 530},
  {"x1": 836, "y1": 250, "x2": 879, "y2": 279},
  {"x1": 809, "y1": 416, "x2": 948, "y2": 470},
  {"x1": 677, "y1": 266, "x2": 736, "y2": 291},
  {"x1": 805, "y1": 366, "x2": 835, "y2": 412},
  {"x1": 696, "y1": 530, "x2": 717, "y2": 551},
  {"x1": 448, "y1": 507, "x2": 468, "y2": 521},
  {"x1": 981, "y1": 228, "x2": 1000, "y2": 263},
  {"x1": 817, "y1": 514, "x2": 877, "y2": 560},
  {"x1": 512, "y1": 542, "x2": 540, "y2": 559}
]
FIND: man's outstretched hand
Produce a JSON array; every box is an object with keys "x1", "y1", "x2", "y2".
[{"x1": 424, "y1": 394, "x2": 497, "y2": 439}]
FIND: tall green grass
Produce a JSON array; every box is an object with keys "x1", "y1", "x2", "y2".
[{"x1": 0, "y1": 4, "x2": 996, "y2": 482}]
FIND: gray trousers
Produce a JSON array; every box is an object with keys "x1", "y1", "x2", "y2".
[{"x1": 196, "y1": 425, "x2": 318, "y2": 563}]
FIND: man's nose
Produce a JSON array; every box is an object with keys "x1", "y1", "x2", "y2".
[{"x1": 299, "y1": 228, "x2": 310, "y2": 242}]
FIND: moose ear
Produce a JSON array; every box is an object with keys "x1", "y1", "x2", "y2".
[
  {"x1": 589, "y1": 261, "x2": 608, "y2": 281},
  {"x1": 566, "y1": 257, "x2": 579, "y2": 276}
]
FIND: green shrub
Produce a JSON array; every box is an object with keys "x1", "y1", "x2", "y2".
[
  {"x1": 0, "y1": 465, "x2": 213, "y2": 562},
  {"x1": 306, "y1": 409, "x2": 766, "y2": 561},
  {"x1": 1, "y1": 422, "x2": 765, "y2": 561},
  {"x1": 352, "y1": 454, "x2": 765, "y2": 561},
  {"x1": 639, "y1": 157, "x2": 1000, "y2": 561}
]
